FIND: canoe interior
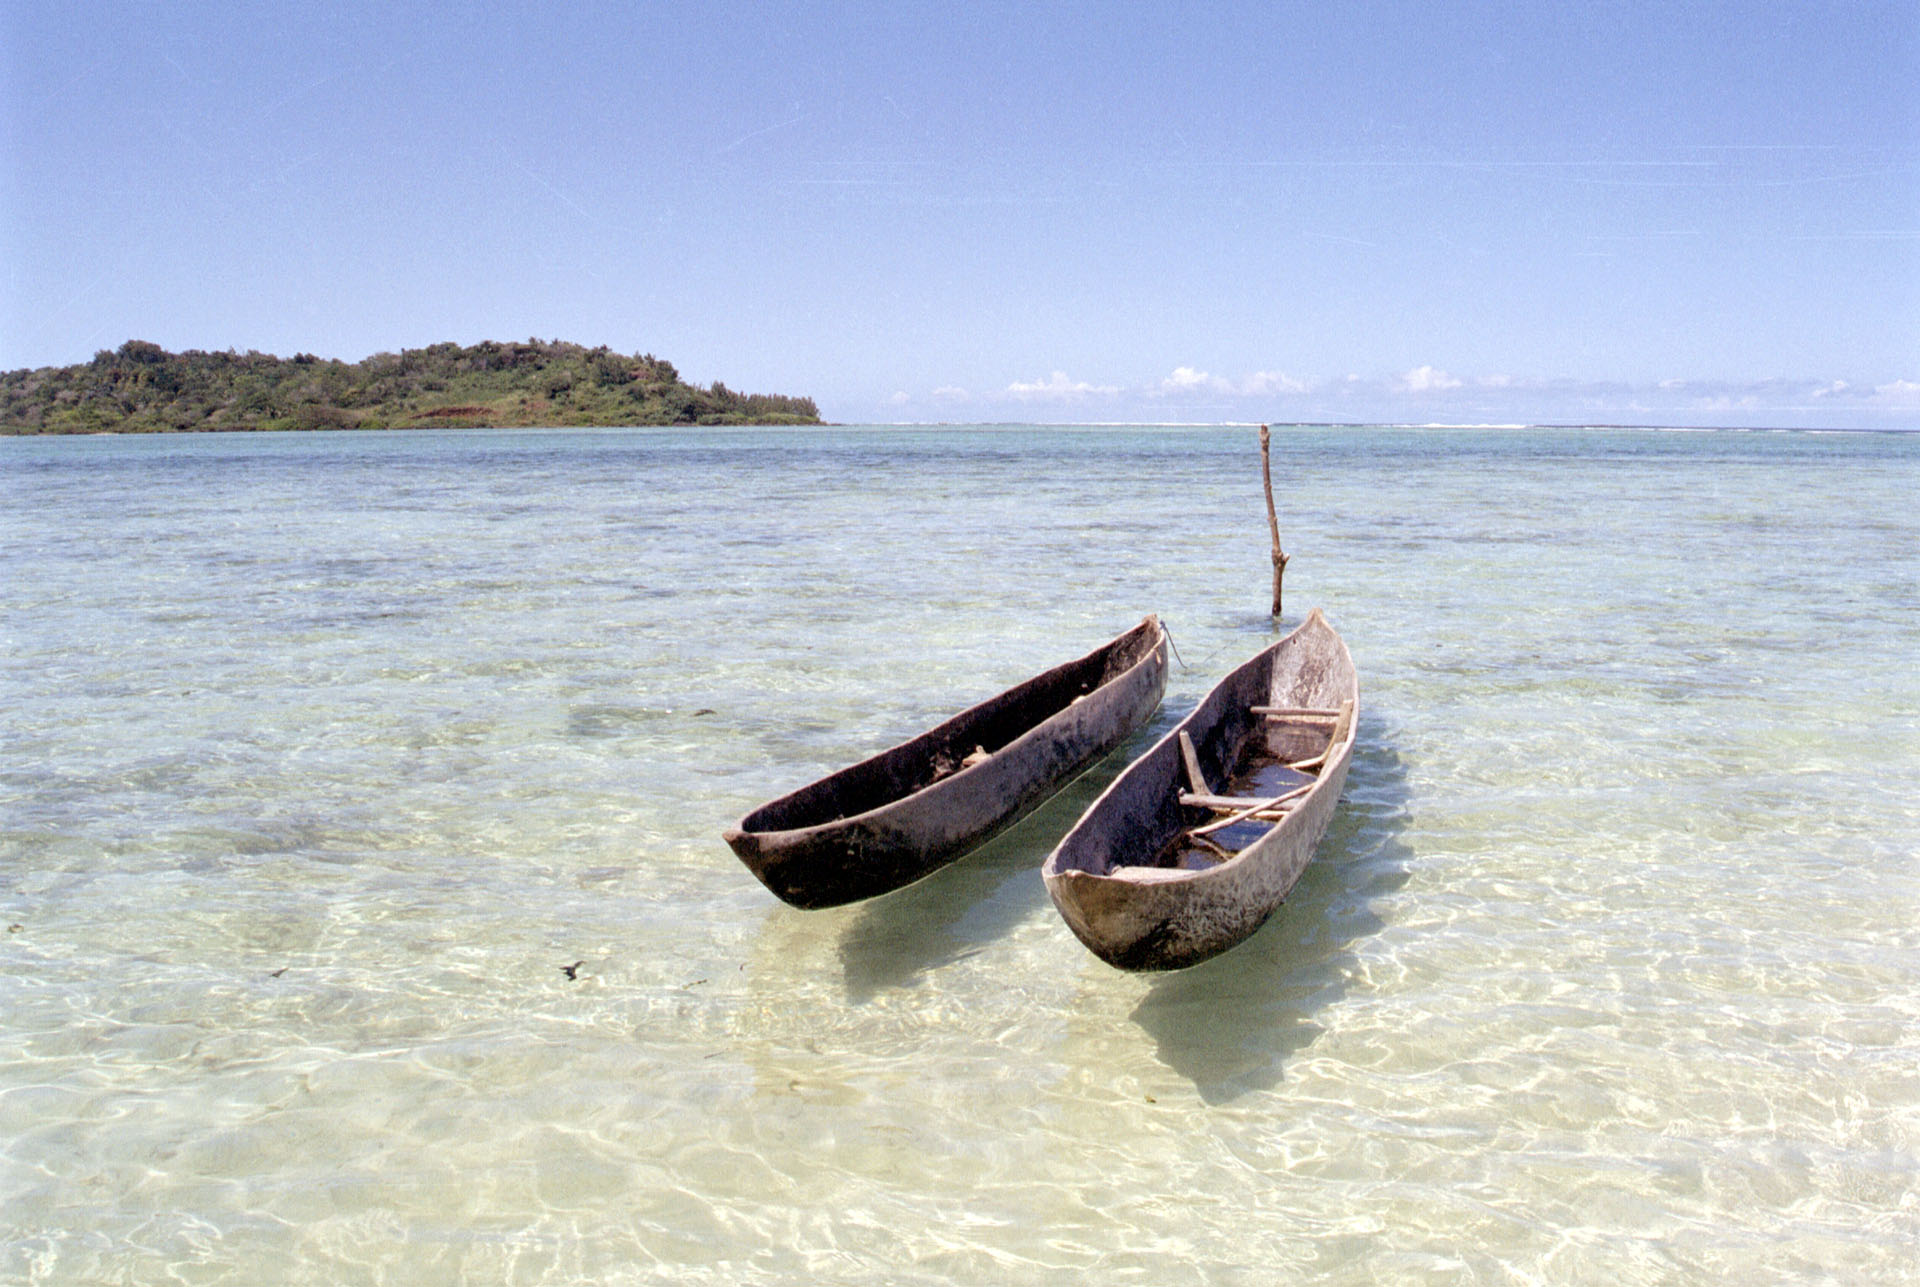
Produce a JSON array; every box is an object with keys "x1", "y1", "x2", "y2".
[
  {"x1": 1047, "y1": 611, "x2": 1355, "y2": 879},
  {"x1": 735, "y1": 616, "x2": 1165, "y2": 836},
  {"x1": 1162, "y1": 761, "x2": 1317, "y2": 870}
]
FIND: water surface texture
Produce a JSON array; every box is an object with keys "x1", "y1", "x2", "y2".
[{"x1": 3, "y1": 426, "x2": 1917, "y2": 1283}]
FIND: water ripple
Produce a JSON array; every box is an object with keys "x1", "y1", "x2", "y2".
[{"x1": 2, "y1": 425, "x2": 1917, "y2": 1283}]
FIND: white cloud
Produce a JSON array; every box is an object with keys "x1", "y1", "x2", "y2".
[
  {"x1": 940, "y1": 367, "x2": 1915, "y2": 425},
  {"x1": 1161, "y1": 365, "x2": 1218, "y2": 391},
  {"x1": 1399, "y1": 365, "x2": 1463, "y2": 392},
  {"x1": 1006, "y1": 370, "x2": 1119, "y2": 400},
  {"x1": 1152, "y1": 367, "x2": 1309, "y2": 397},
  {"x1": 888, "y1": 390, "x2": 911, "y2": 405},
  {"x1": 1240, "y1": 370, "x2": 1310, "y2": 395},
  {"x1": 1746, "y1": 378, "x2": 1920, "y2": 408},
  {"x1": 1873, "y1": 379, "x2": 1920, "y2": 406}
]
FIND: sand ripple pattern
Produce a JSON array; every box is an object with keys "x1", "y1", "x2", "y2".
[{"x1": 2, "y1": 425, "x2": 1917, "y2": 1283}]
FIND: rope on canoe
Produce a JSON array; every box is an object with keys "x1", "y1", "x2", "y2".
[{"x1": 1162, "y1": 621, "x2": 1190, "y2": 671}]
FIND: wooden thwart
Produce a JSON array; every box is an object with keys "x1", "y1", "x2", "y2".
[
  {"x1": 1185, "y1": 782, "x2": 1313, "y2": 837},
  {"x1": 1287, "y1": 699, "x2": 1355, "y2": 772},
  {"x1": 1178, "y1": 731, "x2": 1210, "y2": 796},
  {"x1": 1166, "y1": 689, "x2": 1346, "y2": 870},
  {"x1": 1179, "y1": 786, "x2": 1311, "y2": 814}
]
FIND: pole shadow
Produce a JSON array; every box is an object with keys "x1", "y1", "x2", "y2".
[{"x1": 1126, "y1": 715, "x2": 1413, "y2": 1103}]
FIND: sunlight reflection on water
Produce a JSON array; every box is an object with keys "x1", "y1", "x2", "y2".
[{"x1": 2, "y1": 425, "x2": 1917, "y2": 1283}]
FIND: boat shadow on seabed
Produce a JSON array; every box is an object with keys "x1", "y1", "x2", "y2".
[
  {"x1": 826, "y1": 751, "x2": 1140, "y2": 1002},
  {"x1": 1125, "y1": 717, "x2": 1412, "y2": 1105},
  {"x1": 735, "y1": 752, "x2": 1142, "y2": 1008}
]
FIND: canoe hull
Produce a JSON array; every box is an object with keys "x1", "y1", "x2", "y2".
[
  {"x1": 726, "y1": 617, "x2": 1169, "y2": 909},
  {"x1": 1043, "y1": 609, "x2": 1357, "y2": 971}
]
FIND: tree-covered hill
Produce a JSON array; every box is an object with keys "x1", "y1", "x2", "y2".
[{"x1": 0, "y1": 339, "x2": 822, "y2": 433}]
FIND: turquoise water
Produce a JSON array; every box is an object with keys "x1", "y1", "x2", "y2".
[{"x1": 2, "y1": 425, "x2": 1916, "y2": 1283}]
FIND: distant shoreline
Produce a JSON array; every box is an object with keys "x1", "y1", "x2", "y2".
[
  {"x1": 0, "y1": 420, "x2": 837, "y2": 437},
  {"x1": 9, "y1": 420, "x2": 1911, "y2": 439},
  {"x1": 0, "y1": 339, "x2": 822, "y2": 435}
]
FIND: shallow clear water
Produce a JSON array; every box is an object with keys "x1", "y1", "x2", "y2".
[{"x1": 2, "y1": 425, "x2": 1916, "y2": 1284}]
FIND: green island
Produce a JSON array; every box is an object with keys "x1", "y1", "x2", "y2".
[{"x1": 0, "y1": 338, "x2": 822, "y2": 434}]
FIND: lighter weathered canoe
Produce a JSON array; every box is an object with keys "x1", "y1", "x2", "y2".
[
  {"x1": 725, "y1": 616, "x2": 1170, "y2": 909},
  {"x1": 1043, "y1": 608, "x2": 1357, "y2": 970}
]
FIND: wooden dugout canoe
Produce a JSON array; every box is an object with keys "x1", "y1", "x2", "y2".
[
  {"x1": 724, "y1": 616, "x2": 1170, "y2": 909},
  {"x1": 1042, "y1": 608, "x2": 1358, "y2": 971}
]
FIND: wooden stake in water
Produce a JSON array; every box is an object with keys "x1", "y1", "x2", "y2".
[{"x1": 1260, "y1": 424, "x2": 1289, "y2": 618}]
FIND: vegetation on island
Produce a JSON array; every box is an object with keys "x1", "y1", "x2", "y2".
[{"x1": 0, "y1": 339, "x2": 822, "y2": 434}]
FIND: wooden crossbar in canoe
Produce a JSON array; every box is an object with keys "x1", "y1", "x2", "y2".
[
  {"x1": 1183, "y1": 781, "x2": 1314, "y2": 837},
  {"x1": 1179, "y1": 786, "x2": 1310, "y2": 813},
  {"x1": 1178, "y1": 787, "x2": 1312, "y2": 812},
  {"x1": 1252, "y1": 705, "x2": 1344, "y2": 721},
  {"x1": 1286, "y1": 699, "x2": 1356, "y2": 772},
  {"x1": 1178, "y1": 730, "x2": 1211, "y2": 796}
]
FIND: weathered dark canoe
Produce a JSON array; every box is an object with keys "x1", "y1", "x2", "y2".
[
  {"x1": 724, "y1": 616, "x2": 1170, "y2": 909},
  {"x1": 1043, "y1": 608, "x2": 1358, "y2": 971}
]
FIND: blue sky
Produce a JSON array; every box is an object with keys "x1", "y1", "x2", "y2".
[{"x1": 3, "y1": 1, "x2": 1915, "y2": 426}]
